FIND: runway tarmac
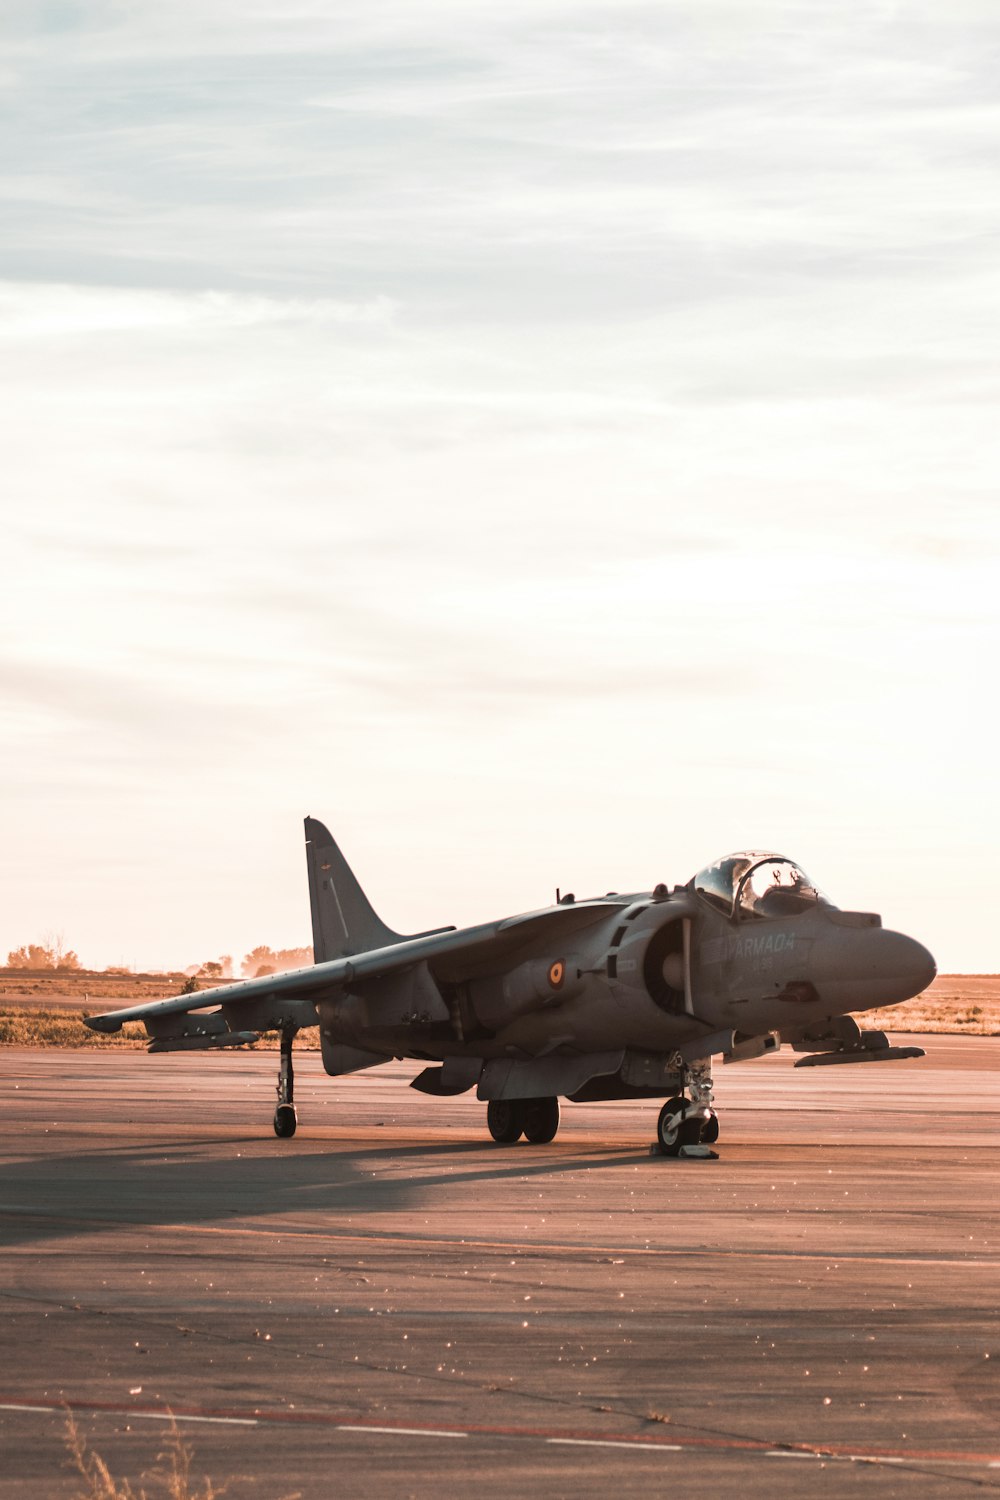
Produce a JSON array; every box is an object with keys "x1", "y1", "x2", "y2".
[{"x1": 1, "y1": 1036, "x2": 998, "y2": 1497}]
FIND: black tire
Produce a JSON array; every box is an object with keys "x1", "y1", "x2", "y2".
[
  {"x1": 522, "y1": 1096, "x2": 560, "y2": 1144},
  {"x1": 487, "y1": 1099, "x2": 526, "y2": 1144},
  {"x1": 273, "y1": 1104, "x2": 297, "y2": 1138},
  {"x1": 656, "y1": 1096, "x2": 688, "y2": 1156},
  {"x1": 702, "y1": 1111, "x2": 720, "y2": 1144}
]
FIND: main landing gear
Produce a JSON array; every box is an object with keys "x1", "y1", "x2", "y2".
[
  {"x1": 487, "y1": 1096, "x2": 560, "y2": 1145},
  {"x1": 273, "y1": 1026, "x2": 298, "y2": 1138},
  {"x1": 653, "y1": 1059, "x2": 719, "y2": 1160}
]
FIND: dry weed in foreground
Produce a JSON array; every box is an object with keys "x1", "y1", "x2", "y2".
[
  {"x1": 65, "y1": 1412, "x2": 300, "y2": 1500},
  {"x1": 0, "y1": 1011, "x2": 148, "y2": 1048}
]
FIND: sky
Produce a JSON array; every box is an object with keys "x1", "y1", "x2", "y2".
[{"x1": 2, "y1": 0, "x2": 998, "y2": 973}]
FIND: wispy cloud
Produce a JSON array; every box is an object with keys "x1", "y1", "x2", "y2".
[{"x1": 0, "y1": 3, "x2": 998, "y2": 966}]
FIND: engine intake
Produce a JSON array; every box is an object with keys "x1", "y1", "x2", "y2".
[{"x1": 641, "y1": 920, "x2": 687, "y2": 1015}]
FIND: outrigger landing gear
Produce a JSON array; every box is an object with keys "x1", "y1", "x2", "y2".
[
  {"x1": 273, "y1": 1026, "x2": 298, "y2": 1138},
  {"x1": 653, "y1": 1059, "x2": 719, "y2": 1160}
]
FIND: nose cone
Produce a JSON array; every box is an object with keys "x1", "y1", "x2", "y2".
[
  {"x1": 811, "y1": 928, "x2": 937, "y2": 1010},
  {"x1": 876, "y1": 931, "x2": 937, "y2": 1003}
]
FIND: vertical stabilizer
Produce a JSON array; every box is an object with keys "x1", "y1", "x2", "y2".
[{"x1": 304, "y1": 817, "x2": 403, "y2": 962}]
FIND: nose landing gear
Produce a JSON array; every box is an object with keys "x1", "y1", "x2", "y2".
[{"x1": 653, "y1": 1059, "x2": 719, "y2": 1159}]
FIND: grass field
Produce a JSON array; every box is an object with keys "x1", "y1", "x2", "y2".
[
  {"x1": 0, "y1": 1010, "x2": 320, "y2": 1050},
  {"x1": 857, "y1": 973, "x2": 1000, "y2": 1036},
  {"x1": 1, "y1": 970, "x2": 997, "y2": 1046},
  {"x1": 0, "y1": 969, "x2": 317, "y2": 1049}
]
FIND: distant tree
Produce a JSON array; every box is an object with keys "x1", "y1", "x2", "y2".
[
  {"x1": 7, "y1": 945, "x2": 46, "y2": 968},
  {"x1": 180, "y1": 975, "x2": 199, "y2": 994},
  {"x1": 199, "y1": 961, "x2": 223, "y2": 979},
  {"x1": 46, "y1": 931, "x2": 80, "y2": 970},
  {"x1": 241, "y1": 945, "x2": 276, "y2": 978},
  {"x1": 241, "y1": 944, "x2": 312, "y2": 978},
  {"x1": 6, "y1": 938, "x2": 80, "y2": 970},
  {"x1": 274, "y1": 946, "x2": 312, "y2": 971}
]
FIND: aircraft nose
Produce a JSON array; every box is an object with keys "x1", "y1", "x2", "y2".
[
  {"x1": 877, "y1": 930, "x2": 937, "y2": 1002},
  {"x1": 809, "y1": 927, "x2": 936, "y2": 1009}
]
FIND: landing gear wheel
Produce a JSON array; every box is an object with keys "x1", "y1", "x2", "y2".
[
  {"x1": 656, "y1": 1096, "x2": 688, "y2": 1157},
  {"x1": 487, "y1": 1100, "x2": 526, "y2": 1144},
  {"x1": 273, "y1": 1104, "x2": 297, "y2": 1138},
  {"x1": 522, "y1": 1096, "x2": 560, "y2": 1144},
  {"x1": 702, "y1": 1111, "x2": 720, "y2": 1144}
]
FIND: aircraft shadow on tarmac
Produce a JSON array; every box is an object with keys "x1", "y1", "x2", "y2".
[{"x1": 0, "y1": 1137, "x2": 646, "y2": 1249}]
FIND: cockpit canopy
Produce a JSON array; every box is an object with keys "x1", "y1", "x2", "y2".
[{"x1": 690, "y1": 852, "x2": 830, "y2": 920}]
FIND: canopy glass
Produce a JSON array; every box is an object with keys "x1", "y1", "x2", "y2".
[{"x1": 690, "y1": 852, "x2": 829, "y2": 919}]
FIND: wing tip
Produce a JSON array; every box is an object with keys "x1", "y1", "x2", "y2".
[{"x1": 84, "y1": 1015, "x2": 123, "y2": 1034}]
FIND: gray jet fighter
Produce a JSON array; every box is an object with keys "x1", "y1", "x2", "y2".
[{"x1": 85, "y1": 818, "x2": 936, "y2": 1158}]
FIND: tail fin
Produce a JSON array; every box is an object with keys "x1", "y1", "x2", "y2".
[{"x1": 304, "y1": 817, "x2": 403, "y2": 961}]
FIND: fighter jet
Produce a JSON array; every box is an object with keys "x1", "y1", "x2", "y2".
[{"x1": 85, "y1": 818, "x2": 936, "y2": 1158}]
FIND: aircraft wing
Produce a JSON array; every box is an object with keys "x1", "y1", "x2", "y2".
[{"x1": 84, "y1": 897, "x2": 630, "y2": 1040}]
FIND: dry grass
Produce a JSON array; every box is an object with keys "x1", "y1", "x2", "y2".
[
  {"x1": 0, "y1": 971, "x2": 190, "y2": 1004},
  {"x1": 858, "y1": 975, "x2": 1000, "y2": 1036},
  {"x1": 65, "y1": 1412, "x2": 299, "y2": 1500},
  {"x1": 0, "y1": 1010, "x2": 322, "y2": 1050},
  {"x1": 0, "y1": 970, "x2": 323, "y2": 1050},
  {"x1": 0, "y1": 1010, "x2": 150, "y2": 1048},
  {"x1": 66, "y1": 1412, "x2": 219, "y2": 1500}
]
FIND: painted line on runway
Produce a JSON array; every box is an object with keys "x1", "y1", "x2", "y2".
[
  {"x1": 549, "y1": 1438, "x2": 682, "y2": 1452},
  {"x1": 129, "y1": 1412, "x2": 258, "y2": 1427},
  {"x1": 337, "y1": 1425, "x2": 467, "y2": 1439},
  {"x1": 0, "y1": 1402, "x2": 257, "y2": 1428},
  {"x1": 1, "y1": 1394, "x2": 998, "y2": 1470}
]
